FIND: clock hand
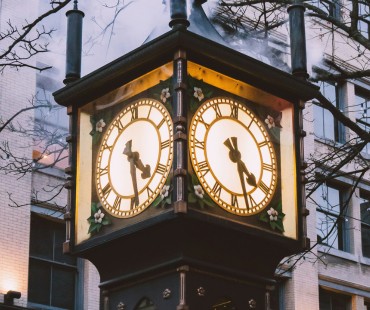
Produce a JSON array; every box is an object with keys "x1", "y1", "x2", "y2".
[
  {"x1": 123, "y1": 140, "x2": 139, "y2": 208},
  {"x1": 237, "y1": 160, "x2": 250, "y2": 208},
  {"x1": 224, "y1": 137, "x2": 257, "y2": 208},
  {"x1": 131, "y1": 152, "x2": 151, "y2": 179}
]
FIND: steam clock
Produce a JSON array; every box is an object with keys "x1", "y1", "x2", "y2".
[{"x1": 54, "y1": 1, "x2": 318, "y2": 308}]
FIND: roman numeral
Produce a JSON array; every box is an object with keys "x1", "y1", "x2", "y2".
[
  {"x1": 131, "y1": 106, "x2": 138, "y2": 120},
  {"x1": 147, "y1": 186, "x2": 154, "y2": 197},
  {"x1": 249, "y1": 195, "x2": 257, "y2": 209},
  {"x1": 259, "y1": 181, "x2": 270, "y2": 195},
  {"x1": 103, "y1": 142, "x2": 113, "y2": 151},
  {"x1": 194, "y1": 138, "x2": 205, "y2": 150},
  {"x1": 212, "y1": 104, "x2": 222, "y2": 118},
  {"x1": 147, "y1": 105, "x2": 153, "y2": 118},
  {"x1": 157, "y1": 118, "x2": 165, "y2": 129},
  {"x1": 102, "y1": 183, "x2": 112, "y2": 198},
  {"x1": 114, "y1": 120, "x2": 124, "y2": 132},
  {"x1": 230, "y1": 105, "x2": 238, "y2": 119},
  {"x1": 156, "y1": 163, "x2": 166, "y2": 175},
  {"x1": 161, "y1": 139, "x2": 170, "y2": 149},
  {"x1": 262, "y1": 163, "x2": 273, "y2": 172},
  {"x1": 231, "y1": 194, "x2": 239, "y2": 207},
  {"x1": 212, "y1": 181, "x2": 222, "y2": 197},
  {"x1": 247, "y1": 118, "x2": 254, "y2": 129},
  {"x1": 199, "y1": 116, "x2": 210, "y2": 129},
  {"x1": 113, "y1": 196, "x2": 121, "y2": 210},
  {"x1": 258, "y1": 141, "x2": 268, "y2": 148},
  {"x1": 98, "y1": 166, "x2": 109, "y2": 176},
  {"x1": 198, "y1": 161, "x2": 210, "y2": 175},
  {"x1": 130, "y1": 197, "x2": 138, "y2": 209}
]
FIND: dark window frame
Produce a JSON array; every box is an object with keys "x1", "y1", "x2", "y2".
[
  {"x1": 316, "y1": 183, "x2": 350, "y2": 252},
  {"x1": 28, "y1": 212, "x2": 83, "y2": 310},
  {"x1": 355, "y1": 87, "x2": 370, "y2": 154},
  {"x1": 314, "y1": 81, "x2": 346, "y2": 144},
  {"x1": 319, "y1": 288, "x2": 351, "y2": 310}
]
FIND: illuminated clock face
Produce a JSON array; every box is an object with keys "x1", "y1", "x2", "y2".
[
  {"x1": 96, "y1": 99, "x2": 173, "y2": 218},
  {"x1": 189, "y1": 97, "x2": 277, "y2": 216}
]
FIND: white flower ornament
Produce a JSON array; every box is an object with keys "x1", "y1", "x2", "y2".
[
  {"x1": 193, "y1": 87, "x2": 204, "y2": 102},
  {"x1": 161, "y1": 88, "x2": 170, "y2": 103},
  {"x1": 96, "y1": 119, "x2": 106, "y2": 132},
  {"x1": 267, "y1": 207, "x2": 278, "y2": 221},
  {"x1": 94, "y1": 209, "x2": 105, "y2": 223},
  {"x1": 265, "y1": 115, "x2": 275, "y2": 129},
  {"x1": 194, "y1": 185, "x2": 204, "y2": 199},
  {"x1": 160, "y1": 185, "x2": 170, "y2": 199}
]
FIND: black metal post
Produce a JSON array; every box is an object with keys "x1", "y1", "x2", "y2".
[
  {"x1": 64, "y1": 0, "x2": 84, "y2": 84},
  {"x1": 288, "y1": 0, "x2": 308, "y2": 79},
  {"x1": 169, "y1": 0, "x2": 190, "y2": 29},
  {"x1": 172, "y1": 50, "x2": 188, "y2": 213}
]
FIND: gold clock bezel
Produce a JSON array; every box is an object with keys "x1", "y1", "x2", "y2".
[
  {"x1": 189, "y1": 97, "x2": 277, "y2": 216},
  {"x1": 96, "y1": 99, "x2": 173, "y2": 218}
]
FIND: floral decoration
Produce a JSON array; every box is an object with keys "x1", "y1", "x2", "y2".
[
  {"x1": 160, "y1": 88, "x2": 171, "y2": 103},
  {"x1": 264, "y1": 112, "x2": 282, "y2": 129},
  {"x1": 87, "y1": 202, "x2": 111, "y2": 235},
  {"x1": 188, "y1": 173, "x2": 216, "y2": 208},
  {"x1": 193, "y1": 184, "x2": 205, "y2": 199},
  {"x1": 267, "y1": 207, "x2": 278, "y2": 221},
  {"x1": 96, "y1": 119, "x2": 106, "y2": 132},
  {"x1": 188, "y1": 76, "x2": 213, "y2": 112},
  {"x1": 193, "y1": 87, "x2": 204, "y2": 102},
  {"x1": 259, "y1": 202, "x2": 285, "y2": 232},
  {"x1": 265, "y1": 115, "x2": 275, "y2": 129},
  {"x1": 152, "y1": 80, "x2": 172, "y2": 113},
  {"x1": 152, "y1": 179, "x2": 172, "y2": 208}
]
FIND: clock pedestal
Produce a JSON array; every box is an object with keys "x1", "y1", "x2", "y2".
[{"x1": 83, "y1": 217, "x2": 291, "y2": 309}]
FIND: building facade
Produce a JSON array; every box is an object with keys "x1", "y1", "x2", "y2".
[{"x1": 0, "y1": 0, "x2": 369, "y2": 309}]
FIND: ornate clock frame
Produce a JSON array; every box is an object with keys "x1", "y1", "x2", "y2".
[{"x1": 54, "y1": 27, "x2": 318, "y2": 310}]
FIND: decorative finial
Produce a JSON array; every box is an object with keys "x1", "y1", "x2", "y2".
[{"x1": 73, "y1": 0, "x2": 78, "y2": 10}]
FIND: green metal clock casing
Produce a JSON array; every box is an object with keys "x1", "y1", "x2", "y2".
[
  {"x1": 189, "y1": 97, "x2": 277, "y2": 215},
  {"x1": 96, "y1": 99, "x2": 173, "y2": 218}
]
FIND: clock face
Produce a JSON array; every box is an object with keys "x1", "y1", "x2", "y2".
[
  {"x1": 189, "y1": 97, "x2": 277, "y2": 216},
  {"x1": 96, "y1": 99, "x2": 173, "y2": 218}
]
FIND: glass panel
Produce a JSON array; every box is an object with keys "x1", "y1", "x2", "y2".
[
  {"x1": 361, "y1": 200, "x2": 370, "y2": 257},
  {"x1": 362, "y1": 225, "x2": 370, "y2": 258},
  {"x1": 355, "y1": 90, "x2": 370, "y2": 153},
  {"x1": 29, "y1": 215, "x2": 53, "y2": 260},
  {"x1": 315, "y1": 82, "x2": 337, "y2": 141},
  {"x1": 314, "y1": 105, "x2": 324, "y2": 138},
  {"x1": 319, "y1": 288, "x2": 351, "y2": 310},
  {"x1": 28, "y1": 259, "x2": 51, "y2": 306},
  {"x1": 52, "y1": 266, "x2": 76, "y2": 309},
  {"x1": 211, "y1": 297, "x2": 237, "y2": 310},
  {"x1": 327, "y1": 187, "x2": 340, "y2": 214},
  {"x1": 317, "y1": 210, "x2": 339, "y2": 249},
  {"x1": 75, "y1": 63, "x2": 173, "y2": 245}
]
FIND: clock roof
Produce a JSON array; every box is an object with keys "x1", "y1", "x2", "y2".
[{"x1": 54, "y1": 28, "x2": 319, "y2": 108}]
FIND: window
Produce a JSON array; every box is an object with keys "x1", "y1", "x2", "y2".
[
  {"x1": 358, "y1": 3, "x2": 370, "y2": 39},
  {"x1": 314, "y1": 82, "x2": 345, "y2": 143},
  {"x1": 316, "y1": 184, "x2": 349, "y2": 251},
  {"x1": 315, "y1": 0, "x2": 341, "y2": 19},
  {"x1": 28, "y1": 213, "x2": 80, "y2": 309},
  {"x1": 34, "y1": 69, "x2": 69, "y2": 170},
  {"x1": 360, "y1": 195, "x2": 370, "y2": 258},
  {"x1": 355, "y1": 89, "x2": 370, "y2": 154},
  {"x1": 365, "y1": 300, "x2": 370, "y2": 310},
  {"x1": 319, "y1": 288, "x2": 351, "y2": 310}
]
